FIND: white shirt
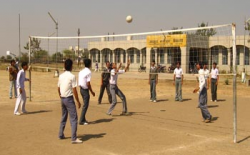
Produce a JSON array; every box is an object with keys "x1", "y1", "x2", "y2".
[
  {"x1": 58, "y1": 71, "x2": 77, "y2": 98},
  {"x1": 78, "y1": 68, "x2": 91, "y2": 89},
  {"x1": 109, "y1": 69, "x2": 125, "y2": 85},
  {"x1": 16, "y1": 69, "x2": 28, "y2": 89},
  {"x1": 211, "y1": 68, "x2": 219, "y2": 79},
  {"x1": 198, "y1": 69, "x2": 205, "y2": 91},
  {"x1": 174, "y1": 68, "x2": 183, "y2": 78},
  {"x1": 204, "y1": 69, "x2": 210, "y2": 79}
]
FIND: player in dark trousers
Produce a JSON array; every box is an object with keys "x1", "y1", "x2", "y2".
[
  {"x1": 57, "y1": 59, "x2": 82, "y2": 144},
  {"x1": 210, "y1": 62, "x2": 219, "y2": 102},
  {"x1": 98, "y1": 61, "x2": 112, "y2": 104},
  {"x1": 107, "y1": 60, "x2": 130, "y2": 115},
  {"x1": 193, "y1": 62, "x2": 212, "y2": 123},
  {"x1": 149, "y1": 60, "x2": 158, "y2": 102},
  {"x1": 78, "y1": 59, "x2": 95, "y2": 125}
]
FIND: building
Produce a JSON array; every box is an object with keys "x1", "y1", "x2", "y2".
[{"x1": 88, "y1": 34, "x2": 250, "y2": 74}]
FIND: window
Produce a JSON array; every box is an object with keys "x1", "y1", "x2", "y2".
[
  {"x1": 211, "y1": 49, "x2": 218, "y2": 64},
  {"x1": 167, "y1": 49, "x2": 172, "y2": 64},
  {"x1": 123, "y1": 51, "x2": 126, "y2": 63},
  {"x1": 160, "y1": 49, "x2": 164, "y2": 64},
  {"x1": 245, "y1": 48, "x2": 249, "y2": 65},
  {"x1": 222, "y1": 48, "x2": 228, "y2": 65},
  {"x1": 236, "y1": 48, "x2": 240, "y2": 65},
  {"x1": 129, "y1": 50, "x2": 134, "y2": 63}
]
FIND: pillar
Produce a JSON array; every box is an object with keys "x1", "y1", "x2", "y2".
[
  {"x1": 112, "y1": 51, "x2": 115, "y2": 63},
  {"x1": 140, "y1": 50, "x2": 143, "y2": 66},
  {"x1": 100, "y1": 51, "x2": 103, "y2": 69},
  {"x1": 180, "y1": 46, "x2": 189, "y2": 74},
  {"x1": 146, "y1": 48, "x2": 151, "y2": 69}
]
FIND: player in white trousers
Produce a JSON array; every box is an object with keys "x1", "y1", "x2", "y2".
[{"x1": 14, "y1": 62, "x2": 30, "y2": 115}]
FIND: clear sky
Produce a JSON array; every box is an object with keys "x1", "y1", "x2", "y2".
[{"x1": 0, "y1": 0, "x2": 249, "y2": 56}]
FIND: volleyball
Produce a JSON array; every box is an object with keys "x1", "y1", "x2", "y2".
[{"x1": 126, "y1": 15, "x2": 133, "y2": 23}]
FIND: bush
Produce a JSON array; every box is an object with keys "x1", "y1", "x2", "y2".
[{"x1": 225, "y1": 79, "x2": 229, "y2": 85}]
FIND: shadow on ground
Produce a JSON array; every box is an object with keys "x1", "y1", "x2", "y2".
[
  {"x1": 238, "y1": 136, "x2": 250, "y2": 143},
  {"x1": 79, "y1": 133, "x2": 106, "y2": 142},
  {"x1": 25, "y1": 110, "x2": 52, "y2": 115},
  {"x1": 91, "y1": 118, "x2": 115, "y2": 124},
  {"x1": 207, "y1": 105, "x2": 219, "y2": 108}
]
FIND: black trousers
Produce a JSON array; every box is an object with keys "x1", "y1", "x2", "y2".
[
  {"x1": 79, "y1": 88, "x2": 89, "y2": 123},
  {"x1": 98, "y1": 82, "x2": 112, "y2": 104}
]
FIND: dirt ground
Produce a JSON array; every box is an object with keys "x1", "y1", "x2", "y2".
[{"x1": 1, "y1": 69, "x2": 250, "y2": 155}]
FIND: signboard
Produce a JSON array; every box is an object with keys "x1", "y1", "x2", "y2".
[{"x1": 146, "y1": 34, "x2": 187, "y2": 48}]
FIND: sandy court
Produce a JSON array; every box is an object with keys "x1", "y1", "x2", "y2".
[{"x1": 1, "y1": 70, "x2": 250, "y2": 155}]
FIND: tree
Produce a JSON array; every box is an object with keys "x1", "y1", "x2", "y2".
[
  {"x1": 24, "y1": 38, "x2": 41, "y2": 52},
  {"x1": 195, "y1": 22, "x2": 216, "y2": 37},
  {"x1": 20, "y1": 52, "x2": 29, "y2": 62},
  {"x1": 6, "y1": 55, "x2": 12, "y2": 60},
  {"x1": 168, "y1": 27, "x2": 183, "y2": 35},
  {"x1": 33, "y1": 50, "x2": 49, "y2": 63},
  {"x1": 52, "y1": 52, "x2": 63, "y2": 62},
  {"x1": 63, "y1": 49, "x2": 75, "y2": 59}
]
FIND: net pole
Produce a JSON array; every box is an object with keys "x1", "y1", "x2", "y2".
[
  {"x1": 29, "y1": 37, "x2": 32, "y2": 102},
  {"x1": 232, "y1": 23, "x2": 237, "y2": 143}
]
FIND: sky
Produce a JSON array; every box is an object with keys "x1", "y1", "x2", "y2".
[{"x1": 0, "y1": 0, "x2": 250, "y2": 56}]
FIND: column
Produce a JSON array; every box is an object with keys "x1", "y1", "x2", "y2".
[
  {"x1": 140, "y1": 50, "x2": 143, "y2": 66},
  {"x1": 100, "y1": 51, "x2": 103, "y2": 69},
  {"x1": 134, "y1": 51, "x2": 137, "y2": 64},
  {"x1": 155, "y1": 49, "x2": 159, "y2": 64},
  {"x1": 164, "y1": 48, "x2": 168, "y2": 65},
  {"x1": 112, "y1": 51, "x2": 115, "y2": 63},
  {"x1": 180, "y1": 46, "x2": 189, "y2": 74},
  {"x1": 146, "y1": 48, "x2": 151, "y2": 70}
]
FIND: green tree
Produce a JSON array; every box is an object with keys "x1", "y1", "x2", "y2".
[
  {"x1": 33, "y1": 50, "x2": 49, "y2": 63},
  {"x1": 6, "y1": 55, "x2": 12, "y2": 60},
  {"x1": 63, "y1": 49, "x2": 75, "y2": 59},
  {"x1": 52, "y1": 52, "x2": 63, "y2": 62},
  {"x1": 20, "y1": 52, "x2": 29, "y2": 62},
  {"x1": 195, "y1": 22, "x2": 216, "y2": 37}
]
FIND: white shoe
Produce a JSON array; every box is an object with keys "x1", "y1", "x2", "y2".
[
  {"x1": 14, "y1": 112, "x2": 21, "y2": 116},
  {"x1": 153, "y1": 100, "x2": 157, "y2": 103},
  {"x1": 71, "y1": 138, "x2": 83, "y2": 144},
  {"x1": 210, "y1": 100, "x2": 213, "y2": 102},
  {"x1": 150, "y1": 100, "x2": 153, "y2": 102},
  {"x1": 214, "y1": 100, "x2": 217, "y2": 102}
]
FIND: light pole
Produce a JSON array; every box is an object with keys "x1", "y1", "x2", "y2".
[
  {"x1": 244, "y1": 18, "x2": 250, "y2": 78},
  {"x1": 48, "y1": 32, "x2": 56, "y2": 66},
  {"x1": 48, "y1": 12, "x2": 58, "y2": 68}
]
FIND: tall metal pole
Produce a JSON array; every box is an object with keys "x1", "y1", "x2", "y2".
[
  {"x1": 78, "y1": 28, "x2": 80, "y2": 67},
  {"x1": 244, "y1": 17, "x2": 246, "y2": 67},
  {"x1": 19, "y1": 14, "x2": 21, "y2": 62},
  {"x1": 232, "y1": 23, "x2": 237, "y2": 143},
  {"x1": 29, "y1": 37, "x2": 32, "y2": 101},
  {"x1": 48, "y1": 12, "x2": 58, "y2": 69}
]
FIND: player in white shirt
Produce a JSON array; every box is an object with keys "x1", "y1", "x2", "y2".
[
  {"x1": 107, "y1": 60, "x2": 130, "y2": 115},
  {"x1": 78, "y1": 59, "x2": 95, "y2": 125},
  {"x1": 193, "y1": 62, "x2": 212, "y2": 123},
  {"x1": 173, "y1": 62, "x2": 183, "y2": 102},
  {"x1": 210, "y1": 62, "x2": 219, "y2": 102},
  {"x1": 57, "y1": 59, "x2": 82, "y2": 144}
]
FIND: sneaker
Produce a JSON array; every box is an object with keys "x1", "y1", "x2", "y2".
[
  {"x1": 150, "y1": 100, "x2": 153, "y2": 102},
  {"x1": 14, "y1": 112, "x2": 21, "y2": 116},
  {"x1": 153, "y1": 100, "x2": 157, "y2": 103},
  {"x1": 214, "y1": 100, "x2": 217, "y2": 102},
  {"x1": 58, "y1": 136, "x2": 66, "y2": 140},
  {"x1": 204, "y1": 119, "x2": 211, "y2": 123},
  {"x1": 71, "y1": 138, "x2": 83, "y2": 144},
  {"x1": 210, "y1": 100, "x2": 213, "y2": 102},
  {"x1": 79, "y1": 121, "x2": 89, "y2": 125}
]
